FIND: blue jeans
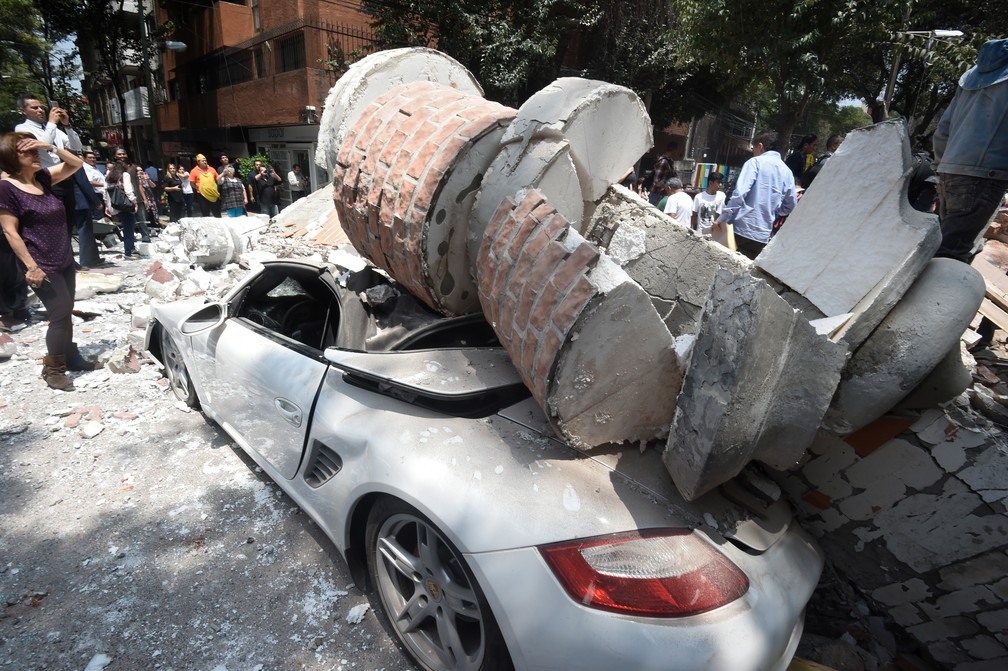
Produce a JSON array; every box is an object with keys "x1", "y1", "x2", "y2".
[
  {"x1": 118, "y1": 211, "x2": 137, "y2": 256},
  {"x1": 936, "y1": 173, "x2": 1008, "y2": 263},
  {"x1": 76, "y1": 208, "x2": 101, "y2": 267}
]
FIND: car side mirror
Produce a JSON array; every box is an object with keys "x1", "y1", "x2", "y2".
[{"x1": 179, "y1": 302, "x2": 226, "y2": 336}]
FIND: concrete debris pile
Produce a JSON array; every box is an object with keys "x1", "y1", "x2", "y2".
[
  {"x1": 135, "y1": 215, "x2": 334, "y2": 302},
  {"x1": 318, "y1": 48, "x2": 985, "y2": 500}
]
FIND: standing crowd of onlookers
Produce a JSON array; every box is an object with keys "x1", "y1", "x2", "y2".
[{"x1": 1, "y1": 89, "x2": 316, "y2": 387}]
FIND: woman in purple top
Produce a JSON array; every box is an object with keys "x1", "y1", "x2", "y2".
[{"x1": 0, "y1": 131, "x2": 93, "y2": 390}]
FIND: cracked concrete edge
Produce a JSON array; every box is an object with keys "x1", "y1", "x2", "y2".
[
  {"x1": 665, "y1": 269, "x2": 848, "y2": 501},
  {"x1": 586, "y1": 185, "x2": 752, "y2": 337},
  {"x1": 315, "y1": 47, "x2": 484, "y2": 175}
]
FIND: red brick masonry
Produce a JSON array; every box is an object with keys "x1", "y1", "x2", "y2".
[
  {"x1": 333, "y1": 81, "x2": 513, "y2": 312},
  {"x1": 477, "y1": 189, "x2": 600, "y2": 405}
]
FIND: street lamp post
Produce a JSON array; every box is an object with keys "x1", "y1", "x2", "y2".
[{"x1": 883, "y1": 29, "x2": 965, "y2": 119}]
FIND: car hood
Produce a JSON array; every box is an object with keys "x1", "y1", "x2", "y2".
[{"x1": 498, "y1": 398, "x2": 794, "y2": 553}]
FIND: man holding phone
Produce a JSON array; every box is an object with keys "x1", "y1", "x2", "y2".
[
  {"x1": 14, "y1": 96, "x2": 83, "y2": 167},
  {"x1": 15, "y1": 94, "x2": 84, "y2": 238}
]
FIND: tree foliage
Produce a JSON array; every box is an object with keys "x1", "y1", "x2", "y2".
[
  {"x1": 672, "y1": 0, "x2": 915, "y2": 145},
  {"x1": 363, "y1": 0, "x2": 602, "y2": 106},
  {"x1": 361, "y1": 0, "x2": 734, "y2": 128},
  {"x1": 673, "y1": 0, "x2": 1001, "y2": 146}
]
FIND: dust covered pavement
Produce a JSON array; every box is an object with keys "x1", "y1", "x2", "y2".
[{"x1": 0, "y1": 252, "x2": 409, "y2": 670}]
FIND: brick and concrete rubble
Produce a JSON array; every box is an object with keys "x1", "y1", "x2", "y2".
[
  {"x1": 306, "y1": 47, "x2": 1008, "y2": 667},
  {"x1": 319, "y1": 47, "x2": 988, "y2": 505}
]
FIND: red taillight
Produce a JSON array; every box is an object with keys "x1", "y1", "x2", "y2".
[{"x1": 538, "y1": 529, "x2": 749, "y2": 617}]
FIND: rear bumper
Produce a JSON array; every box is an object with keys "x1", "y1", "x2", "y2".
[{"x1": 467, "y1": 524, "x2": 822, "y2": 671}]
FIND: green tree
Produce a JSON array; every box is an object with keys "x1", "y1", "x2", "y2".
[
  {"x1": 0, "y1": 0, "x2": 42, "y2": 129},
  {"x1": 363, "y1": 0, "x2": 601, "y2": 107},
  {"x1": 673, "y1": 0, "x2": 913, "y2": 145},
  {"x1": 576, "y1": 0, "x2": 734, "y2": 128}
]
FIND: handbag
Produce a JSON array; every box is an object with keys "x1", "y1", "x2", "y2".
[{"x1": 108, "y1": 184, "x2": 131, "y2": 210}]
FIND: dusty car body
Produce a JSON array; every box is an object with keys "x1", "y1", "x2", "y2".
[{"x1": 146, "y1": 259, "x2": 823, "y2": 671}]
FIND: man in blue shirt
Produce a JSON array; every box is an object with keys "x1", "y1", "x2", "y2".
[{"x1": 715, "y1": 131, "x2": 798, "y2": 260}]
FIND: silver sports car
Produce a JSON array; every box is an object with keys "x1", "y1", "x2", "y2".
[{"x1": 147, "y1": 259, "x2": 822, "y2": 671}]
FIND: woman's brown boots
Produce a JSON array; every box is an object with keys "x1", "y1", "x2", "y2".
[{"x1": 41, "y1": 355, "x2": 73, "y2": 390}]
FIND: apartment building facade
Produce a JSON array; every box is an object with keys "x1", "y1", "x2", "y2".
[{"x1": 152, "y1": 0, "x2": 377, "y2": 196}]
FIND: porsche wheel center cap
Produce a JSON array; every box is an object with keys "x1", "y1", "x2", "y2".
[{"x1": 426, "y1": 579, "x2": 441, "y2": 601}]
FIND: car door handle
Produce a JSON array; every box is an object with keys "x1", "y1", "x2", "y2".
[{"x1": 274, "y1": 397, "x2": 303, "y2": 428}]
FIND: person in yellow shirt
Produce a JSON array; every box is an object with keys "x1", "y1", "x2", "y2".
[{"x1": 188, "y1": 154, "x2": 220, "y2": 217}]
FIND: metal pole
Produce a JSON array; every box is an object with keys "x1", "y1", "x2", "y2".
[{"x1": 140, "y1": 0, "x2": 161, "y2": 164}]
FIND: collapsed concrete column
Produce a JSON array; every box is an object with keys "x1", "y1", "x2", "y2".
[
  {"x1": 664, "y1": 269, "x2": 849, "y2": 501},
  {"x1": 477, "y1": 189, "x2": 682, "y2": 448},
  {"x1": 824, "y1": 258, "x2": 985, "y2": 434},
  {"x1": 469, "y1": 80, "x2": 652, "y2": 292},
  {"x1": 179, "y1": 217, "x2": 244, "y2": 268},
  {"x1": 333, "y1": 81, "x2": 515, "y2": 315},
  {"x1": 755, "y1": 120, "x2": 942, "y2": 348}
]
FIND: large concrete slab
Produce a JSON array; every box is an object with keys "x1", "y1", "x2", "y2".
[
  {"x1": 315, "y1": 47, "x2": 483, "y2": 174},
  {"x1": 756, "y1": 120, "x2": 941, "y2": 347},
  {"x1": 665, "y1": 269, "x2": 848, "y2": 501},
  {"x1": 824, "y1": 258, "x2": 985, "y2": 434}
]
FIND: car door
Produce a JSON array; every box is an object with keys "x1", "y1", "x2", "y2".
[{"x1": 204, "y1": 263, "x2": 340, "y2": 479}]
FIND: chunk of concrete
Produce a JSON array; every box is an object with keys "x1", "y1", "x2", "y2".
[
  {"x1": 585, "y1": 185, "x2": 751, "y2": 337},
  {"x1": 0, "y1": 332, "x2": 15, "y2": 361},
  {"x1": 316, "y1": 47, "x2": 483, "y2": 174},
  {"x1": 476, "y1": 189, "x2": 682, "y2": 448},
  {"x1": 179, "y1": 217, "x2": 242, "y2": 268},
  {"x1": 824, "y1": 258, "x2": 985, "y2": 435},
  {"x1": 501, "y1": 78, "x2": 653, "y2": 207},
  {"x1": 75, "y1": 272, "x2": 124, "y2": 299},
  {"x1": 469, "y1": 137, "x2": 582, "y2": 271},
  {"x1": 665, "y1": 269, "x2": 849, "y2": 501},
  {"x1": 755, "y1": 120, "x2": 941, "y2": 347}
]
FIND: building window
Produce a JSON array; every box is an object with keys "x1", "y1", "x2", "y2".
[
  {"x1": 216, "y1": 50, "x2": 255, "y2": 87},
  {"x1": 252, "y1": 0, "x2": 260, "y2": 31},
  {"x1": 253, "y1": 46, "x2": 266, "y2": 78},
  {"x1": 277, "y1": 32, "x2": 305, "y2": 73},
  {"x1": 169, "y1": 79, "x2": 179, "y2": 101}
]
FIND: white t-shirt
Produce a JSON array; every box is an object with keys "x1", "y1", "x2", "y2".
[
  {"x1": 663, "y1": 191, "x2": 694, "y2": 227},
  {"x1": 693, "y1": 190, "x2": 727, "y2": 233}
]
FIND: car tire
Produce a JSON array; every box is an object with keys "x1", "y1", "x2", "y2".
[
  {"x1": 159, "y1": 325, "x2": 198, "y2": 408},
  {"x1": 366, "y1": 498, "x2": 513, "y2": 671}
]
